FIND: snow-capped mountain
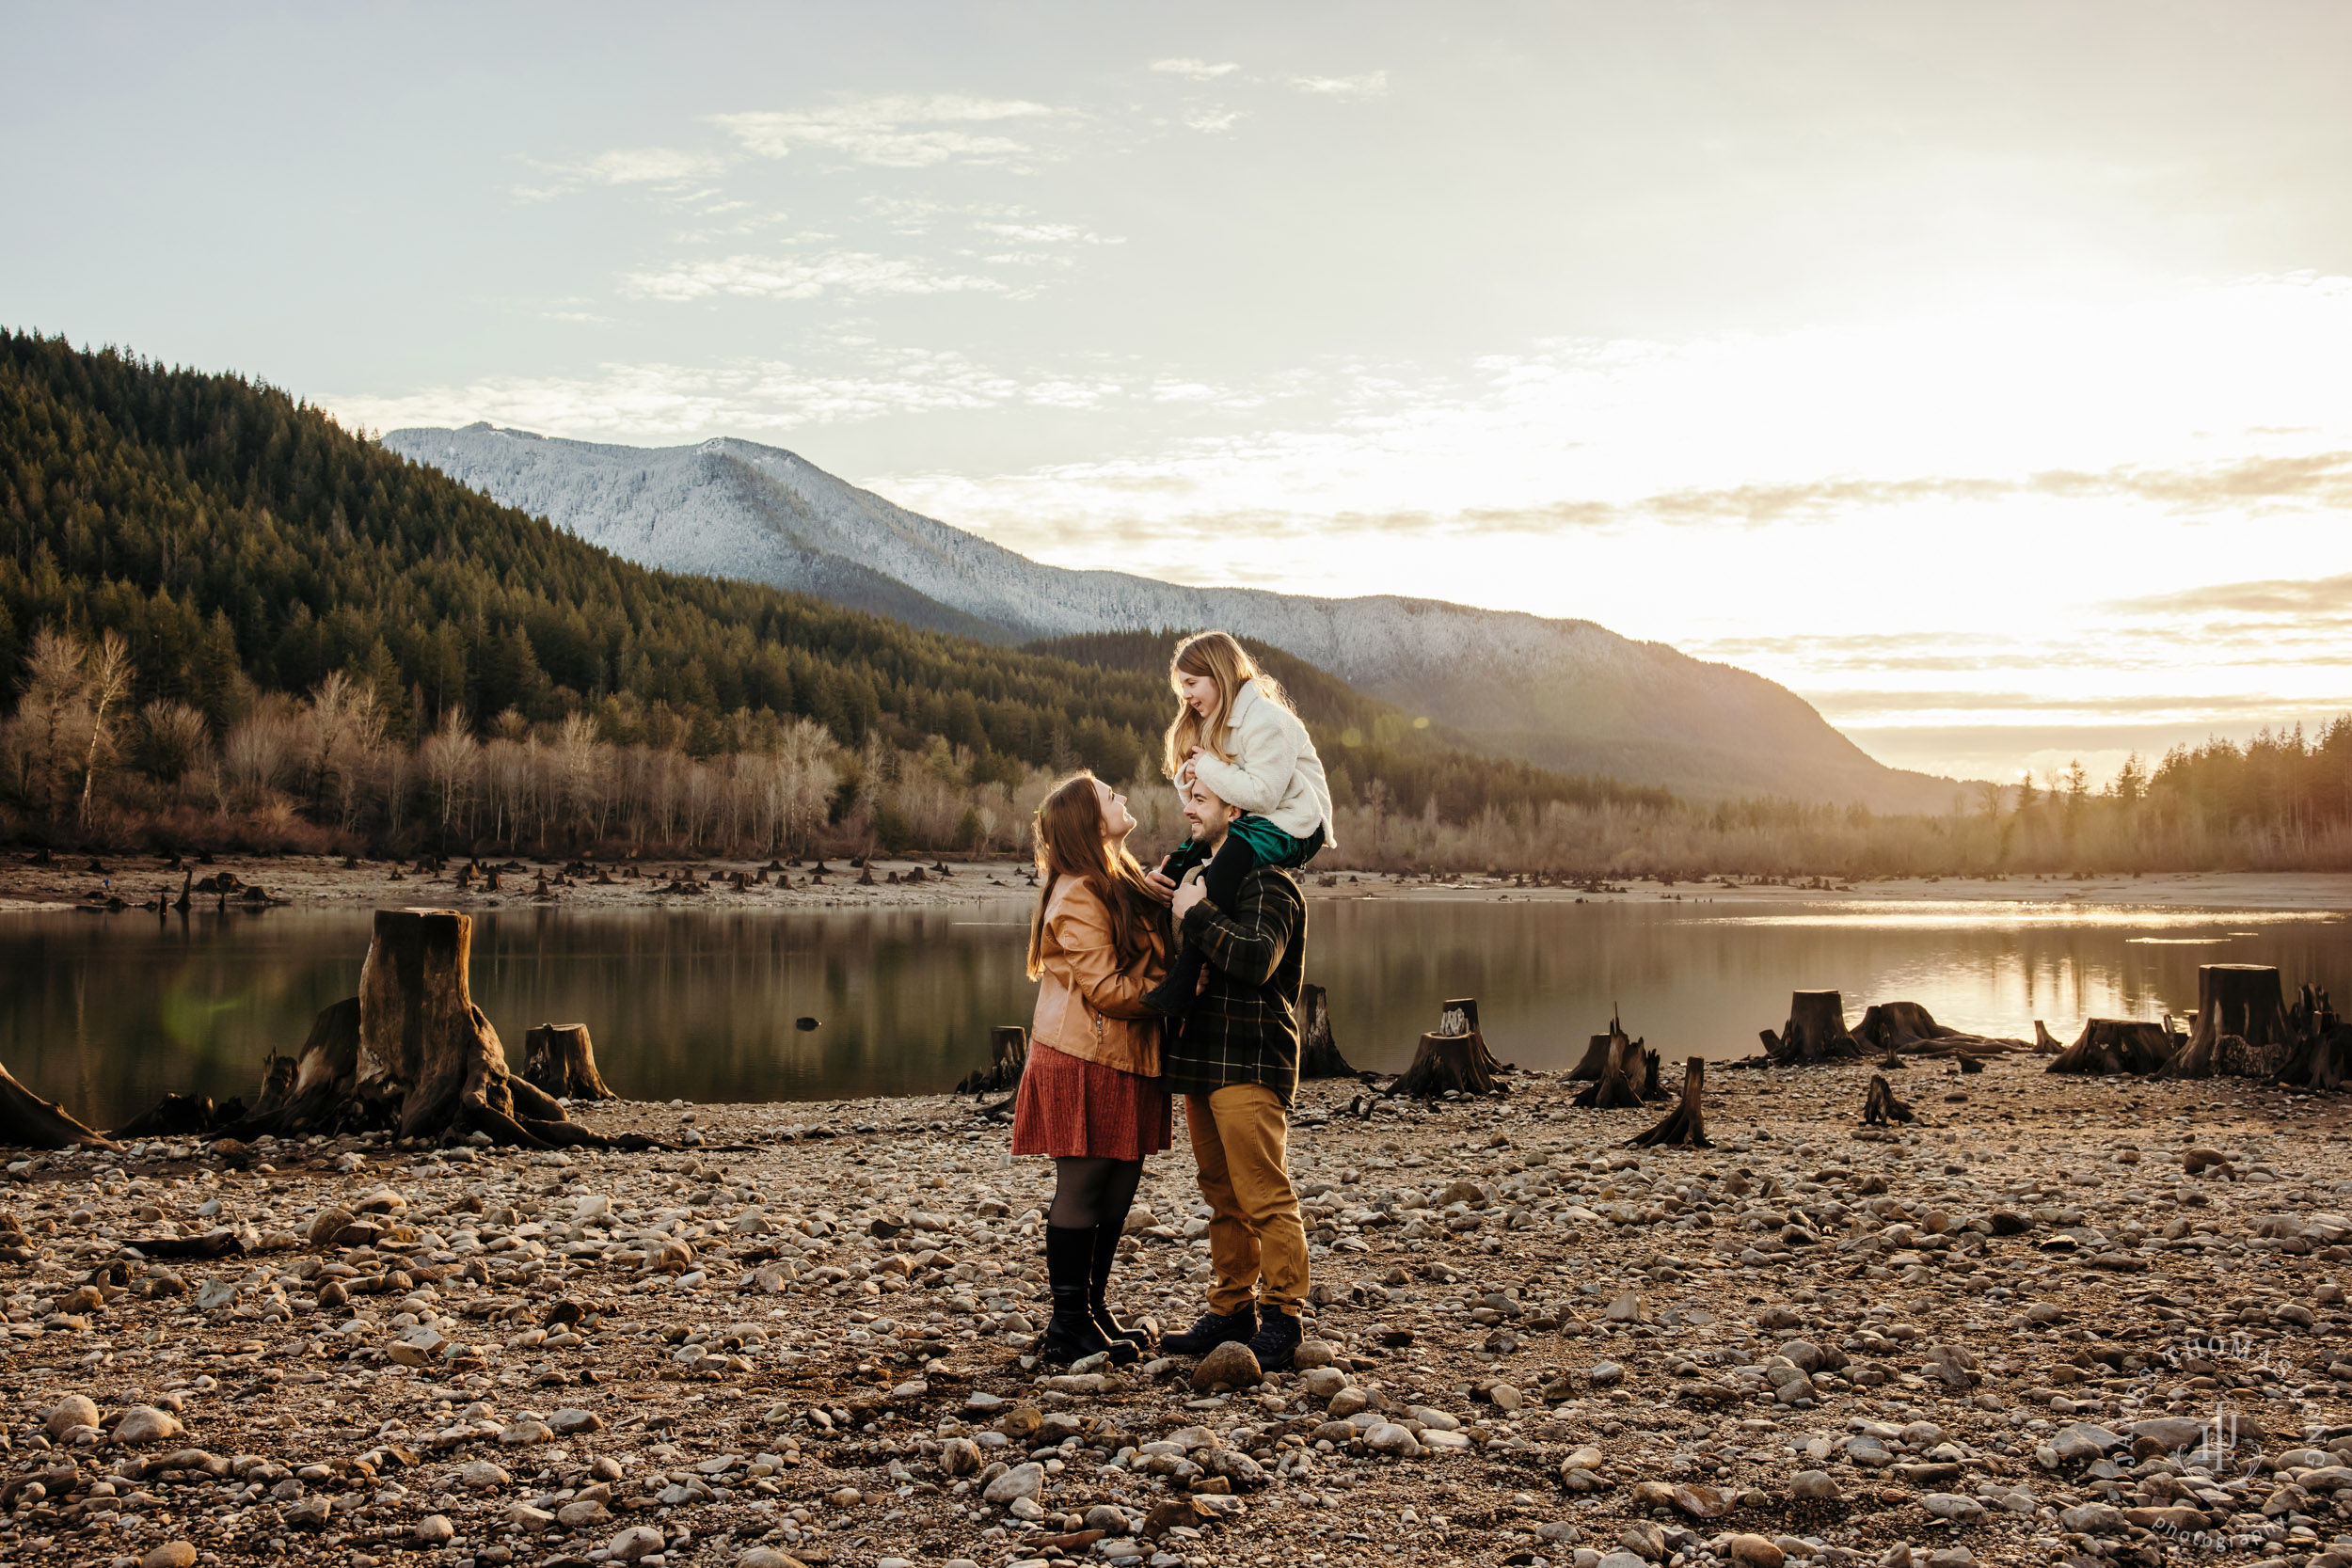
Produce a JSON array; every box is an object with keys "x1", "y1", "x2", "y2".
[{"x1": 382, "y1": 422, "x2": 1964, "y2": 810}]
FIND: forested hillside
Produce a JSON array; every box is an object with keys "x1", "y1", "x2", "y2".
[{"x1": 0, "y1": 330, "x2": 1656, "y2": 854}]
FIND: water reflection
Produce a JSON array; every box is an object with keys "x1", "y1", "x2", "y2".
[{"x1": 0, "y1": 896, "x2": 2344, "y2": 1130}]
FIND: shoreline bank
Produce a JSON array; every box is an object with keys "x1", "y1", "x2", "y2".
[
  {"x1": 7, "y1": 853, "x2": 2351, "y2": 916},
  {"x1": 0, "y1": 1053, "x2": 2344, "y2": 1568}
]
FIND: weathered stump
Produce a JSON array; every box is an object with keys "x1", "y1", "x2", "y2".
[
  {"x1": 1862, "y1": 1074, "x2": 1915, "y2": 1125},
  {"x1": 2166, "y1": 965, "x2": 2294, "y2": 1079},
  {"x1": 224, "y1": 909, "x2": 657, "y2": 1148},
  {"x1": 1390, "y1": 999, "x2": 1506, "y2": 1098},
  {"x1": 1573, "y1": 1018, "x2": 1648, "y2": 1110},
  {"x1": 1851, "y1": 1000, "x2": 2027, "y2": 1058},
  {"x1": 523, "y1": 1023, "x2": 617, "y2": 1101},
  {"x1": 109, "y1": 1093, "x2": 228, "y2": 1141},
  {"x1": 1298, "y1": 983, "x2": 1358, "y2": 1078},
  {"x1": 1760, "y1": 990, "x2": 1862, "y2": 1065},
  {"x1": 2032, "y1": 1021, "x2": 2063, "y2": 1054},
  {"x1": 0, "y1": 1060, "x2": 118, "y2": 1149},
  {"x1": 1629, "y1": 1056, "x2": 1712, "y2": 1148},
  {"x1": 1391, "y1": 1031, "x2": 1501, "y2": 1098},
  {"x1": 2046, "y1": 1018, "x2": 2177, "y2": 1075},
  {"x1": 958, "y1": 1026, "x2": 1028, "y2": 1095},
  {"x1": 2280, "y1": 984, "x2": 2349, "y2": 1089}
]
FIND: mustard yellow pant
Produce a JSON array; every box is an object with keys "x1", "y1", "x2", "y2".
[{"x1": 1184, "y1": 1084, "x2": 1310, "y2": 1318}]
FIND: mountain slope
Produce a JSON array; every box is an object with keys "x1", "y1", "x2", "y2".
[{"x1": 385, "y1": 422, "x2": 1965, "y2": 810}]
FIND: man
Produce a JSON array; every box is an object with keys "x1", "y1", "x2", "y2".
[{"x1": 1153, "y1": 769, "x2": 1311, "y2": 1370}]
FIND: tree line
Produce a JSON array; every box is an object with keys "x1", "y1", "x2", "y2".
[{"x1": 0, "y1": 329, "x2": 1666, "y2": 856}]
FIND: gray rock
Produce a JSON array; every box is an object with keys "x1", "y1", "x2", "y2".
[
  {"x1": 608, "y1": 1525, "x2": 666, "y2": 1563},
  {"x1": 2058, "y1": 1502, "x2": 2127, "y2": 1535},
  {"x1": 549, "y1": 1406, "x2": 601, "y2": 1434},
  {"x1": 1790, "y1": 1469, "x2": 1840, "y2": 1500},
  {"x1": 2051, "y1": 1422, "x2": 2123, "y2": 1463},
  {"x1": 457, "y1": 1459, "x2": 510, "y2": 1489},
  {"x1": 413, "y1": 1514, "x2": 455, "y2": 1545},
  {"x1": 557, "y1": 1499, "x2": 612, "y2": 1528},
  {"x1": 1919, "y1": 1494, "x2": 1983, "y2": 1523},
  {"x1": 983, "y1": 1461, "x2": 1045, "y2": 1504},
  {"x1": 1364, "y1": 1422, "x2": 1421, "y2": 1457},
  {"x1": 1589, "y1": 1360, "x2": 1626, "y2": 1387}
]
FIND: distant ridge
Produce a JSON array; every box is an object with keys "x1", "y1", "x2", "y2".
[{"x1": 385, "y1": 422, "x2": 1972, "y2": 810}]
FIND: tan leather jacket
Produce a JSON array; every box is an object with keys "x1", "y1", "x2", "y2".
[{"x1": 1029, "y1": 876, "x2": 1167, "y2": 1077}]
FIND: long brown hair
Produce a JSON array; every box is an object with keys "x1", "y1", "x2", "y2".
[
  {"x1": 1160, "y1": 629, "x2": 1297, "y2": 779},
  {"x1": 1025, "y1": 770, "x2": 1162, "y2": 979}
]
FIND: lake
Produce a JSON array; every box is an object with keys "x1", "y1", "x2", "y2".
[{"x1": 3, "y1": 895, "x2": 2346, "y2": 1130}]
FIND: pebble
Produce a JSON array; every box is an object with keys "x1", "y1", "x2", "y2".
[
  {"x1": 1789, "y1": 1469, "x2": 1840, "y2": 1500},
  {"x1": 138, "y1": 1545, "x2": 197, "y2": 1568},
  {"x1": 413, "y1": 1513, "x2": 455, "y2": 1544}
]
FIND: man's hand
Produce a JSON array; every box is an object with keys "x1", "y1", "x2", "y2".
[
  {"x1": 1170, "y1": 878, "x2": 1206, "y2": 921},
  {"x1": 1140, "y1": 868, "x2": 1177, "y2": 906}
]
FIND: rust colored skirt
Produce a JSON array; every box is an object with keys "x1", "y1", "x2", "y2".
[{"x1": 1010, "y1": 1042, "x2": 1173, "y2": 1161}]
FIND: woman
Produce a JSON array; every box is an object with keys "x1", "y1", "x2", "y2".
[{"x1": 1012, "y1": 769, "x2": 1173, "y2": 1365}]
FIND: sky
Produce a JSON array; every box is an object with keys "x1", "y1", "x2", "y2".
[{"x1": 7, "y1": 1, "x2": 2352, "y2": 785}]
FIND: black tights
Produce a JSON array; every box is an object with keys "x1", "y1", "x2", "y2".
[{"x1": 1049, "y1": 1155, "x2": 1143, "y2": 1229}]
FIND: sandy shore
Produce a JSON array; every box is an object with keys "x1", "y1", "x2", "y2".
[
  {"x1": 6, "y1": 852, "x2": 2350, "y2": 917},
  {"x1": 1, "y1": 1053, "x2": 2346, "y2": 1568}
]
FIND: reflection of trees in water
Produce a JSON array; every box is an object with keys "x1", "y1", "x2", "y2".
[{"x1": 3, "y1": 903, "x2": 2345, "y2": 1128}]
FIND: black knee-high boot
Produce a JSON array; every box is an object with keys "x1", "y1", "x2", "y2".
[
  {"x1": 1037, "y1": 1225, "x2": 1115, "y2": 1365},
  {"x1": 1089, "y1": 1223, "x2": 1151, "y2": 1355}
]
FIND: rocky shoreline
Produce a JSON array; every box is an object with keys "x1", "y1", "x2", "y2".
[
  {"x1": 7, "y1": 851, "x2": 2352, "y2": 916},
  {"x1": 0, "y1": 1053, "x2": 2344, "y2": 1568}
]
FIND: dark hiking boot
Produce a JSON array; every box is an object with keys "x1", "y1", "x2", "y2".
[
  {"x1": 1246, "y1": 1308, "x2": 1303, "y2": 1371},
  {"x1": 1161, "y1": 1306, "x2": 1257, "y2": 1356},
  {"x1": 1089, "y1": 1223, "x2": 1152, "y2": 1358},
  {"x1": 1037, "y1": 1224, "x2": 1115, "y2": 1366}
]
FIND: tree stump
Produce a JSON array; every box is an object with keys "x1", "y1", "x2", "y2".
[
  {"x1": 2280, "y1": 984, "x2": 2349, "y2": 1089},
  {"x1": 1573, "y1": 1018, "x2": 1648, "y2": 1109},
  {"x1": 1390, "y1": 999, "x2": 1506, "y2": 1098},
  {"x1": 108, "y1": 1092, "x2": 227, "y2": 1141},
  {"x1": 221, "y1": 909, "x2": 660, "y2": 1148},
  {"x1": 1391, "y1": 1030, "x2": 1501, "y2": 1098},
  {"x1": 2032, "y1": 1021, "x2": 2063, "y2": 1053},
  {"x1": 957, "y1": 1026, "x2": 1028, "y2": 1095},
  {"x1": 1566, "y1": 1026, "x2": 1613, "y2": 1083},
  {"x1": 1862, "y1": 1074, "x2": 1915, "y2": 1125},
  {"x1": 0, "y1": 1060, "x2": 117, "y2": 1149},
  {"x1": 1760, "y1": 990, "x2": 1862, "y2": 1065},
  {"x1": 2046, "y1": 1018, "x2": 2177, "y2": 1075},
  {"x1": 1297, "y1": 984, "x2": 1358, "y2": 1078},
  {"x1": 2165, "y1": 965, "x2": 2294, "y2": 1079},
  {"x1": 1851, "y1": 1001, "x2": 2028, "y2": 1059},
  {"x1": 523, "y1": 1023, "x2": 617, "y2": 1101},
  {"x1": 1629, "y1": 1056, "x2": 1711, "y2": 1148}
]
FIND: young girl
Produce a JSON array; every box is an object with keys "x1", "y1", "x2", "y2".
[
  {"x1": 1142, "y1": 630, "x2": 1335, "y2": 1016},
  {"x1": 1010, "y1": 770, "x2": 1173, "y2": 1364}
]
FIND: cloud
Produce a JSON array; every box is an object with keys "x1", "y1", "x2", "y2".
[
  {"x1": 1287, "y1": 71, "x2": 1390, "y2": 98},
  {"x1": 1151, "y1": 58, "x2": 1240, "y2": 81},
  {"x1": 1182, "y1": 107, "x2": 1248, "y2": 134},
  {"x1": 511, "y1": 146, "x2": 731, "y2": 201},
  {"x1": 707, "y1": 96, "x2": 1065, "y2": 168},
  {"x1": 617, "y1": 252, "x2": 1010, "y2": 302},
  {"x1": 327, "y1": 355, "x2": 1125, "y2": 442},
  {"x1": 2108, "y1": 569, "x2": 2352, "y2": 616},
  {"x1": 970, "y1": 220, "x2": 1122, "y2": 245}
]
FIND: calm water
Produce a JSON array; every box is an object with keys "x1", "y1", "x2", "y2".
[{"x1": 3, "y1": 896, "x2": 2347, "y2": 1130}]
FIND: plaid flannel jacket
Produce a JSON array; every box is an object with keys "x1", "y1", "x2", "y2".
[{"x1": 1161, "y1": 864, "x2": 1307, "y2": 1103}]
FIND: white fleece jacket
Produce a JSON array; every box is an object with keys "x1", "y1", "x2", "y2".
[{"x1": 1185, "y1": 678, "x2": 1338, "y2": 848}]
